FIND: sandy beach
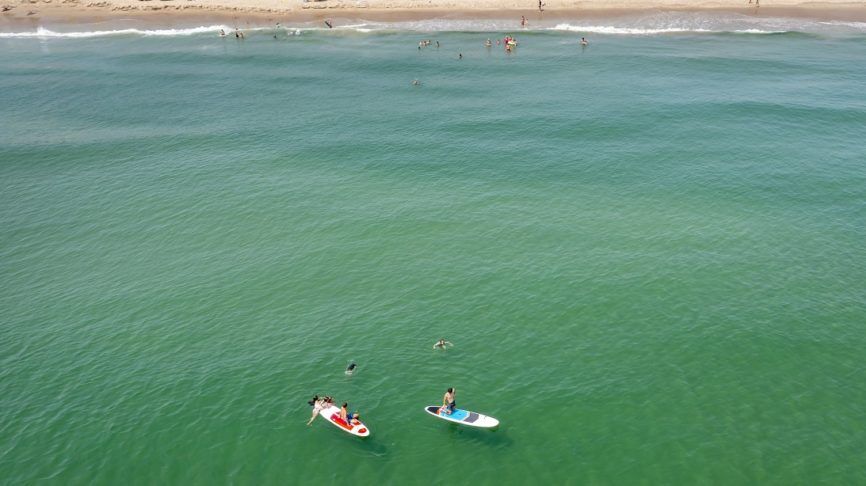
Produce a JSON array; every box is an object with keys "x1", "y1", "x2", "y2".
[{"x1": 2, "y1": 0, "x2": 866, "y2": 30}]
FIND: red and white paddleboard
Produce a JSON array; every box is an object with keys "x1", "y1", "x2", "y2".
[{"x1": 320, "y1": 406, "x2": 370, "y2": 437}]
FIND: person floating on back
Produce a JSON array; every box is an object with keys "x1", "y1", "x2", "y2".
[
  {"x1": 307, "y1": 395, "x2": 326, "y2": 425},
  {"x1": 433, "y1": 338, "x2": 453, "y2": 350}
]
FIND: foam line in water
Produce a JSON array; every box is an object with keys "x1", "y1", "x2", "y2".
[
  {"x1": 0, "y1": 25, "x2": 233, "y2": 38},
  {"x1": 1, "y1": 16, "x2": 864, "y2": 38},
  {"x1": 550, "y1": 23, "x2": 714, "y2": 35}
]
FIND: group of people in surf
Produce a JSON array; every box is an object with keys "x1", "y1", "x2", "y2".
[
  {"x1": 218, "y1": 29, "x2": 245, "y2": 39},
  {"x1": 483, "y1": 35, "x2": 519, "y2": 52}
]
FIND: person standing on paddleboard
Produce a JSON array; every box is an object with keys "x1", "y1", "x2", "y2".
[{"x1": 442, "y1": 388, "x2": 456, "y2": 414}]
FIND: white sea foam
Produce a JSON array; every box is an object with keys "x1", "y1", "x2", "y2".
[
  {"x1": 1, "y1": 14, "x2": 863, "y2": 38},
  {"x1": 818, "y1": 20, "x2": 866, "y2": 31},
  {"x1": 0, "y1": 25, "x2": 233, "y2": 38},
  {"x1": 335, "y1": 23, "x2": 373, "y2": 32},
  {"x1": 550, "y1": 23, "x2": 714, "y2": 35}
]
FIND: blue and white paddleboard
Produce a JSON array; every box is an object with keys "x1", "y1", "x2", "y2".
[{"x1": 424, "y1": 406, "x2": 499, "y2": 428}]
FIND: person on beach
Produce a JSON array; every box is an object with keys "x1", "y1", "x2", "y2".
[
  {"x1": 538, "y1": 0, "x2": 544, "y2": 12},
  {"x1": 434, "y1": 338, "x2": 453, "y2": 350},
  {"x1": 442, "y1": 387, "x2": 456, "y2": 414},
  {"x1": 325, "y1": 19, "x2": 333, "y2": 28}
]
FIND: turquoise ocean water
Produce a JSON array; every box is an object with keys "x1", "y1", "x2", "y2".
[{"x1": 2, "y1": 14, "x2": 866, "y2": 484}]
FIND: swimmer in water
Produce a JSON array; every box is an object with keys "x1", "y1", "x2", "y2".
[
  {"x1": 345, "y1": 362, "x2": 357, "y2": 375},
  {"x1": 433, "y1": 338, "x2": 453, "y2": 350},
  {"x1": 307, "y1": 395, "x2": 325, "y2": 425},
  {"x1": 219, "y1": 29, "x2": 226, "y2": 37},
  {"x1": 411, "y1": 79, "x2": 421, "y2": 86},
  {"x1": 485, "y1": 38, "x2": 492, "y2": 47},
  {"x1": 580, "y1": 37, "x2": 588, "y2": 46}
]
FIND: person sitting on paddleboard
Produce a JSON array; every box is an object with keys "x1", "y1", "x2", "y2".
[
  {"x1": 348, "y1": 412, "x2": 361, "y2": 426},
  {"x1": 442, "y1": 387, "x2": 456, "y2": 414},
  {"x1": 433, "y1": 338, "x2": 453, "y2": 350}
]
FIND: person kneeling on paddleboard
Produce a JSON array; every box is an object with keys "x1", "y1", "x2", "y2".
[{"x1": 441, "y1": 387, "x2": 456, "y2": 414}]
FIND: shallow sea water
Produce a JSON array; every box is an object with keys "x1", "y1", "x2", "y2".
[{"x1": 2, "y1": 19, "x2": 866, "y2": 484}]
